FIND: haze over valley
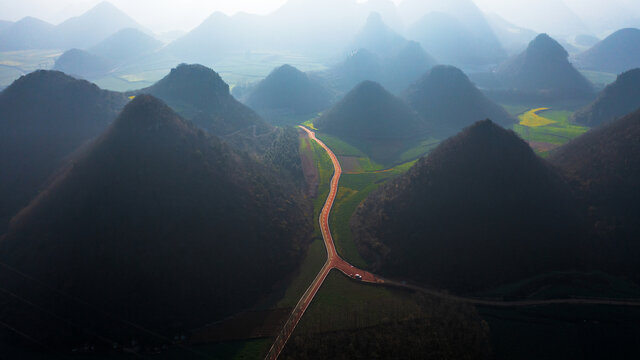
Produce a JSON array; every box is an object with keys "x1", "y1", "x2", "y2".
[{"x1": 2, "y1": 1, "x2": 640, "y2": 359}]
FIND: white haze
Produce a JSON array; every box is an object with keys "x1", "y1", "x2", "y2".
[{"x1": 0, "y1": 0, "x2": 639, "y2": 35}]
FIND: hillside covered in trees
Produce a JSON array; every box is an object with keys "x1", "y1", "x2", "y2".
[
  {"x1": 0, "y1": 70, "x2": 127, "y2": 235},
  {"x1": 0, "y1": 95, "x2": 311, "y2": 348},
  {"x1": 352, "y1": 120, "x2": 585, "y2": 292}
]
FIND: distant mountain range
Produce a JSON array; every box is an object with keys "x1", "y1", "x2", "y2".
[
  {"x1": 404, "y1": 65, "x2": 514, "y2": 138},
  {"x1": 320, "y1": 14, "x2": 438, "y2": 95},
  {"x1": 0, "y1": 2, "x2": 145, "y2": 51},
  {"x1": 0, "y1": 95, "x2": 311, "y2": 346},
  {"x1": 352, "y1": 120, "x2": 584, "y2": 291},
  {"x1": 573, "y1": 28, "x2": 640, "y2": 74},
  {"x1": 572, "y1": 68, "x2": 640, "y2": 126},
  {"x1": 400, "y1": 0, "x2": 506, "y2": 69},
  {"x1": 0, "y1": 70, "x2": 127, "y2": 234},
  {"x1": 53, "y1": 28, "x2": 163, "y2": 80},
  {"x1": 486, "y1": 13, "x2": 538, "y2": 55},
  {"x1": 89, "y1": 27, "x2": 163, "y2": 64}
]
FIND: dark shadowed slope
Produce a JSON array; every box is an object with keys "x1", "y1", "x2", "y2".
[
  {"x1": 572, "y1": 69, "x2": 640, "y2": 126},
  {"x1": 0, "y1": 95, "x2": 311, "y2": 347},
  {"x1": 315, "y1": 81, "x2": 426, "y2": 162},
  {"x1": 89, "y1": 27, "x2": 163, "y2": 64},
  {"x1": 496, "y1": 34, "x2": 594, "y2": 99},
  {"x1": 352, "y1": 120, "x2": 584, "y2": 292},
  {"x1": 404, "y1": 65, "x2": 514, "y2": 137},
  {"x1": 245, "y1": 64, "x2": 332, "y2": 123},
  {"x1": 0, "y1": 70, "x2": 127, "y2": 234},
  {"x1": 549, "y1": 110, "x2": 640, "y2": 277},
  {"x1": 573, "y1": 28, "x2": 640, "y2": 74},
  {"x1": 135, "y1": 63, "x2": 272, "y2": 138},
  {"x1": 53, "y1": 48, "x2": 114, "y2": 79}
]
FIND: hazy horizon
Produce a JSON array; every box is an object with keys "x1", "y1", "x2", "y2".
[{"x1": 1, "y1": 0, "x2": 638, "y2": 35}]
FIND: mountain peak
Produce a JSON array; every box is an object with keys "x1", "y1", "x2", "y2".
[
  {"x1": 270, "y1": 64, "x2": 304, "y2": 78},
  {"x1": 420, "y1": 65, "x2": 469, "y2": 84},
  {"x1": 153, "y1": 63, "x2": 230, "y2": 99},
  {"x1": 315, "y1": 80, "x2": 426, "y2": 162},
  {"x1": 526, "y1": 33, "x2": 568, "y2": 59},
  {"x1": 352, "y1": 79, "x2": 385, "y2": 94},
  {"x1": 110, "y1": 95, "x2": 184, "y2": 135},
  {"x1": 86, "y1": 1, "x2": 123, "y2": 15},
  {"x1": 365, "y1": 11, "x2": 384, "y2": 27}
]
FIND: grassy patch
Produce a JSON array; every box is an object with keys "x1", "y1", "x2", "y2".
[
  {"x1": 513, "y1": 107, "x2": 589, "y2": 146},
  {"x1": 397, "y1": 138, "x2": 441, "y2": 164},
  {"x1": 331, "y1": 162, "x2": 416, "y2": 268},
  {"x1": 301, "y1": 120, "x2": 317, "y2": 130},
  {"x1": 316, "y1": 133, "x2": 365, "y2": 157},
  {"x1": 295, "y1": 270, "x2": 423, "y2": 334},
  {"x1": 277, "y1": 238, "x2": 327, "y2": 308}
]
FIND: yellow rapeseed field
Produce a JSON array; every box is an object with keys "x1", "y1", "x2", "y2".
[{"x1": 519, "y1": 108, "x2": 557, "y2": 127}]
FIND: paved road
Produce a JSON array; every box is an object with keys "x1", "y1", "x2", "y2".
[
  {"x1": 264, "y1": 126, "x2": 640, "y2": 360},
  {"x1": 264, "y1": 127, "x2": 381, "y2": 360}
]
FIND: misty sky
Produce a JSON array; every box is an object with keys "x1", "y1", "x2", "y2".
[{"x1": 1, "y1": 0, "x2": 639, "y2": 34}]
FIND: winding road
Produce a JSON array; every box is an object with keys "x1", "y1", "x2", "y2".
[
  {"x1": 264, "y1": 127, "x2": 381, "y2": 360},
  {"x1": 264, "y1": 125, "x2": 640, "y2": 360}
]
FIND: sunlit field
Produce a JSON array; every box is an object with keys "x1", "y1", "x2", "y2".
[
  {"x1": 513, "y1": 107, "x2": 590, "y2": 155},
  {"x1": 519, "y1": 108, "x2": 556, "y2": 127}
]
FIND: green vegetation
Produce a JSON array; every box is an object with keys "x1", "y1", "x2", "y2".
[
  {"x1": 283, "y1": 271, "x2": 492, "y2": 360},
  {"x1": 397, "y1": 138, "x2": 440, "y2": 164},
  {"x1": 0, "y1": 49, "x2": 62, "y2": 88},
  {"x1": 331, "y1": 162, "x2": 417, "y2": 268},
  {"x1": 317, "y1": 133, "x2": 366, "y2": 157},
  {"x1": 277, "y1": 238, "x2": 327, "y2": 308},
  {"x1": 513, "y1": 108, "x2": 589, "y2": 146},
  {"x1": 295, "y1": 270, "x2": 424, "y2": 333}
]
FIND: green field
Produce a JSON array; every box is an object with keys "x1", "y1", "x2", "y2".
[
  {"x1": 330, "y1": 162, "x2": 417, "y2": 268},
  {"x1": 0, "y1": 49, "x2": 328, "y2": 92},
  {"x1": 294, "y1": 270, "x2": 424, "y2": 334},
  {"x1": 0, "y1": 49, "x2": 63, "y2": 87},
  {"x1": 512, "y1": 107, "x2": 589, "y2": 154}
]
